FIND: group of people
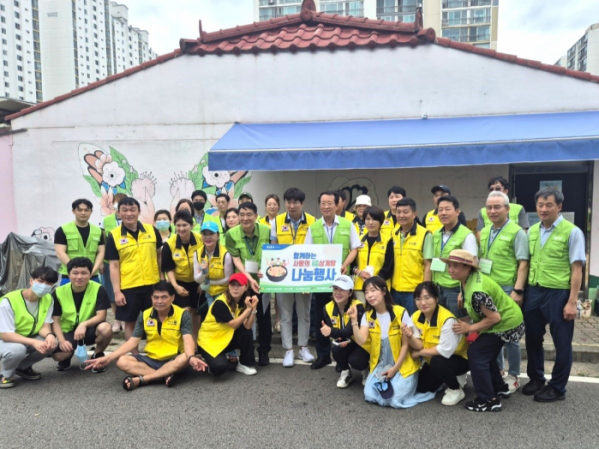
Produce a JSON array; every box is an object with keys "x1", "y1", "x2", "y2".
[{"x1": 0, "y1": 176, "x2": 585, "y2": 413}]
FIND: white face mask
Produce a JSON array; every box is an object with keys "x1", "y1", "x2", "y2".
[
  {"x1": 31, "y1": 282, "x2": 53, "y2": 297},
  {"x1": 113, "y1": 203, "x2": 118, "y2": 210}
]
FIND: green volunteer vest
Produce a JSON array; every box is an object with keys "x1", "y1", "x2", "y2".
[
  {"x1": 528, "y1": 219, "x2": 575, "y2": 290},
  {"x1": 54, "y1": 281, "x2": 101, "y2": 332},
  {"x1": 479, "y1": 220, "x2": 522, "y2": 288},
  {"x1": 102, "y1": 214, "x2": 119, "y2": 234},
  {"x1": 310, "y1": 217, "x2": 351, "y2": 262},
  {"x1": 432, "y1": 224, "x2": 473, "y2": 288},
  {"x1": 226, "y1": 223, "x2": 271, "y2": 281},
  {"x1": 2, "y1": 290, "x2": 53, "y2": 337},
  {"x1": 481, "y1": 203, "x2": 523, "y2": 228},
  {"x1": 463, "y1": 271, "x2": 523, "y2": 334},
  {"x1": 59, "y1": 222, "x2": 102, "y2": 275}
]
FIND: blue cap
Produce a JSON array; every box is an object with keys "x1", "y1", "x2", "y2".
[{"x1": 200, "y1": 221, "x2": 219, "y2": 233}]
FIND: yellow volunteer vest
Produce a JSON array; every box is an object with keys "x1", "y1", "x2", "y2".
[
  {"x1": 391, "y1": 223, "x2": 429, "y2": 293},
  {"x1": 355, "y1": 233, "x2": 391, "y2": 291},
  {"x1": 196, "y1": 243, "x2": 229, "y2": 297},
  {"x1": 166, "y1": 232, "x2": 202, "y2": 283},
  {"x1": 412, "y1": 305, "x2": 468, "y2": 364},
  {"x1": 275, "y1": 212, "x2": 315, "y2": 244},
  {"x1": 197, "y1": 295, "x2": 242, "y2": 357},
  {"x1": 110, "y1": 223, "x2": 160, "y2": 289},
  {"x1": 424, "y1": 210, "x2": 443, "y2": 233},
  {"x1": 324, "y1": 299, "x2": 370, "y2": 352},
  {"x1": 380, "y1": 211, "x2": 397, "y2": 241},
  {"x1": 143, "y1": 305, "x2": 186, "y2": 361}
]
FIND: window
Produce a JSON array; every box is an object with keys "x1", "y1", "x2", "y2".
[
  {"x1": 17, "y1": 44, "x2": 21, "y2": 50},
  {"x1": 1, "y1": 17, "x2": 5, "y2": 24},
  {"x1": 4, "y1": 82, "x2": 8, "y2": 87},
  {"x1": 14, "y1": 1, "x2": 20, "y2": 7},
  {"x1": 17, "y1": 55, "x2": 22, "y2": 61},
  {"x1": 18, "y1": 86, "x2": 24, "y2": 92},
  {"x1": 18, "y1": 75, "x2": 23, "y2": 81},
  {"x1": 3, "y1": 71, "x2": 7, "y2": 76},
  {"x1": 16, "y1": 34, "x2": 20, "y2": 40},
  {"x1": 1, "y1": 28, "x2": 5, "y2": 34},
  {"x1": 3, "y1": 61, "x2": 7, "y2": 66},
  {"x1": 15, "y1": 11, "x2": 20, "y2": 19},
  {"x1": 2, "y1": 39, "x2": 6, "y2": 44},
  {"x1": 0, "y1": 6, "x2": 4, "y2": 12},
  {"x1": 17, "y1": 65, "x2": 22, "y2": 71}
]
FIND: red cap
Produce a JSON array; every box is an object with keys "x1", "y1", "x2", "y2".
[{"x1": 229, "y1": 272, "x2": 249, "y2": 286}]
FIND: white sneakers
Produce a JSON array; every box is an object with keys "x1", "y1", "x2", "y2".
[
  {"x1": 504, "y1": 374, "x2": 520, "y2": 393},
  {"x1": 442, "y1": 388, "x2": 466, "y2": 406},
  {"x1": 236, "y1": 363, "x2": 257, "y2": 376},
  {"x1": 337, "y1": 370, "x2": 353, "y2": 388},
  {"x1": 283, "y1": 350, "x2": 295, "y2": 367},
  {"x1": 457, "y1": 373, "x2": 468, "y2": 389},
  {"x1": 298, "y1": 347, "x2": 315, "y2": 363},
  {"x1": 361, "y1": 369, "x2": 369, "y2": 386}
]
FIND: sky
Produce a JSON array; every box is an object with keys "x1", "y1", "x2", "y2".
[{"x1": 123, "y1": 0, "x2": 599, "y2": 64}]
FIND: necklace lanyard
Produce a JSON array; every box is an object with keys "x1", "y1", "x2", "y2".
[
  {"x1": 325, "y1": 223, "x2": 335, "y2": 243},
  {"x1": 487, "y1": 220, "x2": 509, "y2": 252},
  {"x1": 289, "y1": 216, "x2": 301, "y2": 243},
  {"x1": 440, "y1": 230, "x2": 453, "y2": 253},
  {"x1": 244, "y1": 236, "x2": 258, "y2": 259}
]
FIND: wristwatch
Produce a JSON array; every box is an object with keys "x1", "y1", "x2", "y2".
[{"x1": 513, "y1": 289, "x2": 524, "y2": 295}]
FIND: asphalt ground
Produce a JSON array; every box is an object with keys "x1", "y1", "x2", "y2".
[{"x1": 1, "y1": 358, "x2": 599, "y2": 449}]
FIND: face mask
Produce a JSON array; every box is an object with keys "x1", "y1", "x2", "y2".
[
  {"x1": 113, "y1": 203, "x2": 118, "y2": 210},
  {"x1": 156, "y1": 220, "x2": 170, "y2": 231},
  {"x1": 32, "y1": 282, "x2": 53, "y2": 297},
  {"x1": 193, "y1": 201, "x2": 205, "y2": 211}
]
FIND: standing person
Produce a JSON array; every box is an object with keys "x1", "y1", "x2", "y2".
[
  {"x1": 191, "y1": 190, "x2": 222, "y2": 233},
  {"x1": 391, "y1": 198, "x2": 432, "y2": 315},
  {"x1": 102, "y1": 192, "x2": 127, "y2": 333},
  {"x1": 352, "y1": 195, "x2": 371, "y2": 237},
  {"x1": 54, "y1": 199, "x2": 105, "y2": 285},
  {"x1": 304, "y1": 191, "x2": 362, "y2": 369},
  {"x1": 224, "y1": 208, "x2": 239, "y2": 233},
  {"x1": 431, "y1": 196, "x2": 478, "y2": 317},
  {"x1": 215, "y1": 193, "x2": 230, "y2": 230},
  {"x1": 335, "y1": 190, "x2": 355, "y2": 222},
  {"x1": 423, "y1": 185, "x2": 467, "y2": 233},
  {"x1": 154, "y1": 209, "x2": 173, "y2": 244},
  {"x1": 479, "y1": 191, "x2": 529, "y2": 393},
  {"x1": 51, "y1": 258, "x2": 113, "y2": 372},
  {"x1": 0, "y1": 267, "x2": 58, "y2": 388},
  {"x1": 238, "y1": 192, "x2": 254, "y2": 204},
  {"x1": 270, "y1": 187, "x2": 316, "y2": 367},
  {"x1": 162, "y1": 210, "x2": 202, "y2": 342},
  {"x1": 444, "y1": 250, "x2": 524, "y2": 412},
  {"x1": 225, "y1": 202, "x2": 272, "y2": 366},
  {"x1": 320, "y1": 275, "x2": 369, "y2": 388},
  {"x1": 105, "y1": 197, "x2": 163, "y2": 350},
  {"x1": 522, "y1": 188, "x2": 585, "y2": 403},
  {"x1": 348, "y1": 277, "x2": 434, "y2": 409},
  {"x1": 196, "y1": 273, "x2": 259, "y2": 376},
  {"x1": 259, "y1": 194, "x2": 280, "y2": 226},
  {"x1": 406, "y1": 282, "x2": 469, "y2": 406},
  {"x1": 351, "y1": 206, "x2": 393, "y2": 303},
  {"x1": 476, "y1": 176, "x2": 529, "y2": 240},
  {"x1": 380, "y1": 186, "x2": 406, "y2": 241}
]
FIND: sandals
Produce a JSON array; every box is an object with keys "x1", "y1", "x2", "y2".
[
  {"x1": 122, "y1": 375, "x2": 145, "y2": 391},
  {"x1": 165, "y1": 373, "x2": 176, "y2": 388}
]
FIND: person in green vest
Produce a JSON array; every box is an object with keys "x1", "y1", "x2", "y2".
[
  {"x1": 54, "y1": 199, "x2": 105, "y2": 285},
  {"x1": 0, "y1": 266, "x2": 59, "y2": 388},
  {"x1": 304, "y1": 191, "x2": 362, "y2": 370},
  {"x1": 51, "y1": 257, "x2": 113, "y2": 372},
  {"x1": 522, "y1": 188, "x2": 585, "y2": 403},
  {"x1": 444, "y1": 250, "x2": 524, "y2": 413},
  {"x1": 478, "y1": 191, "x2": 529, "y2": 394},
  {"x1": 191, "y1": 190, "x2": 223, "y2": 233},
  {"x1": 475, "y1": 176, "x2": 529, "y2": 241},
  {"x1": 431, "y1": 196, "x2": 478, "y2": 318},
  {"x1": 225, "y1": 201, "x2": 272, "y2": 366}
]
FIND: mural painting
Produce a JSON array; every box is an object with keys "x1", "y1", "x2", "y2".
[{"x1": 327, "y1": 176, "x2": 379, "y2": 211}]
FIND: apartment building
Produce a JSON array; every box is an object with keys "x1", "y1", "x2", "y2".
[{"x1": 555, "y1": 23, "x2": 599, "y2": 76}]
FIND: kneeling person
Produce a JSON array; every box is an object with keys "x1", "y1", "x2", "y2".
[
  {"x1": 52, "y1": 257, "x2": 113, "y2": 372},
  {"x1": 85, "y1": 281, "x2": 205, "y2": 390}
]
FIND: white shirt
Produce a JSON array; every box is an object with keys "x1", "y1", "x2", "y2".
[
  {"x1": 441, "y1": 225, "x2": 478, "y2": 257},
  {"x1": 0, "y1": 296, "x2": 54, "y2": 333},
  {"x1": 361, "y1": 310, "x2": 413, "y2": 340},
  {"x1": 304, "y1": 216, "x2": 362, "y2": 250},
  {"x1": 412, "y1": 317, "x2": 463, "y2": 359}
]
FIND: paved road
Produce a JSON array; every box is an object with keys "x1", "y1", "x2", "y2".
[{"x1": 2, "y1": 359, "x2": 599, "y2": 449}]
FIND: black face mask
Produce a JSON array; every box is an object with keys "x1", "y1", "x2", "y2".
[{"x1": 193, "y1": 201, "x2": 205, "y2": 211}]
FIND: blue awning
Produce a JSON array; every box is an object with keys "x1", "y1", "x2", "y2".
[{"x1": 208, "y1": 111, "x2": 599, "y2": 171}]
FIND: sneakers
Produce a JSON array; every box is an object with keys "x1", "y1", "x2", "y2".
[
  {"x1": 361, "y1": 369, "x2": 369, "y2": 386},
  {"x1": 236, "y1": 363, "x2": 257, "y2": 376},
  {"x1": 0, "y1": 376, "x2": 15, "y2": 388},
  {"x1": 522, "y1": 378, "x2": 546, "y2": 396},
  {"x1": 298, "y1": 347, "x2": 315, "y2": 363},
  {"x1": 465, "y1": 397, "x2": 502, "y2": 412},
  {"x1": 495, "y1": 383, "x2": 511, "y2": 399},
  {"x1": 91, "y1": 352, "x2": 106, "y2": 374},
  {"x1": 504, "y1": 375, "x2": 520, "y2": 393},
  {"x1": 15, "y1": 367, "x2": 42, "y2": 380},
  {"x1": 337, "y1": 370, "x2": 353, "y2": 388},
  {"x1": 283, "y1": 350, "x2": 295, "y2": 368},
  {"x1": 442, "y1": 388, "x2": 466, "y2": 406},
  {"x1": 534, "y1": 385, "x2": 566, "y2": 403},
  {"x1": 457, "y1": 373, "x2": 467, "y2": 389},
  {"x1": 57, "y1": 357, "x2": 72, "y2": 372},
  {"x1": 257, "y1": 352, "x2": 270, "y2": 366}
]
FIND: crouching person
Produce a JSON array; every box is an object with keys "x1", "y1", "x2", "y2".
[
  {"x1": 0, "y1": 267, "x2": 59, "y2": 388},
  {"x1": 196, "y1": 273, "x2": 258, "y2": 376},
  {"x1": 52, "y1": 257, "x2": 113, "y2": 372},
  {"x1": 85, "y1": 281, "x2": 206, "y2": 390}
]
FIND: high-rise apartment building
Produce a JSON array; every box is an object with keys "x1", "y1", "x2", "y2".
[
  {"x1": 555, "y1": 24, "x2": 599, "y2": 76},
  {"x1": 254, "y1": 0, "x2": 498, "y2": 49}
]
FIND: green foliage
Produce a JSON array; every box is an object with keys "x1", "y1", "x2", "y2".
[
  {"x1": 234, "y1": 173, "x2": 252, "y2": 198},
  {"x1": 83, "y1": 175, "x2": 102, "y2": 198},
  {"x1": 109, "y1": 146, "x2": 137, "y2": 195}
]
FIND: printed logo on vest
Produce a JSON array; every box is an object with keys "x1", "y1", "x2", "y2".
[
  {"x1": 281, "y1": 225, "x2": 289, "y2": 232},
  {"x1": 383, "y1": 221, "x2": 390, "y2": 226},
  {"x1": 368, "y1": 321, "x2": 375, "y2": 329},
  {"x1": 120, "y1": 238, "x2": 129, "y2": 245},
  {"x1": 331, "y1": 317, "x2": 337, "y2": 326},
  {"x1": 174, "y1": 253, "x2": 181, "y2": 258},
  {"x1": 147, "y1": 319, "x2": 156, "y2": 326}
]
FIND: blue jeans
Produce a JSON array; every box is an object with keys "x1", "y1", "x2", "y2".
[
  {"x1": 391, "y1": 290, "x2": 416, "y2": 315},
  {"x1": 438, "y1": 286, "x2": 464, "y2": 318},
  {"x1": 497, "y1": 286, "x2": 521, "y2": 376}
]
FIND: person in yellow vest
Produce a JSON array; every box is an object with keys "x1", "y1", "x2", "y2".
[
  {"x1": 304, "y1": 191, "x2": 362, "y2": 370},
  {"x1": 522, "y1": 188, "x2": 585, "y2": 403},
  {"x1": 335, "y1": 189, "x2": 355, "y2": 222},
  {"x1": 422, "y1": 185, "x2": 467, "y2": 233},
  {"x1": 404, "y1": 282, "x2": 469, "y2": 406},
  {"x1": 445, "y1": 250, "x2": 524, "y2": 412},
  {"x1": 270, "y1": 188, "x2": 316, "y2": 367},
  {"x1": 54, "y1": 198, "x2": 105, "y2": 285},
  {"x1": 215, "y1": 193, "x2": 230, "y2": 230},
  {"x1": 478, "y1": 191, "x2": 529, "y2": 394},
  {"x1": 85, "y1": 281, "x2": 206, "y2": 390},
  {"x1": 352, "y1": 194, "x2": 370, "y2": 237},
  {"x1": 475, "y1": 176, "x2": 529, "y2": 240},
  {"x1": 105, "y1": 197, "x2": 163, "y2": 348},
  {"x1": 154, "y1": 209, "x2": 173, "y2": 244},
  {"x1": 351, "y1": 206, "x2": 393, "y2": 303},
  {"x1": 162, "y1": 210, "x2": 202, "y2": 342},
  {"x1": 259, "y1": 194, "x2": 280, "y2": 226},
  {"x1": 380, "y1": 186, "x2": 406, "y2": 241},
  {"x1": 0, "y1": 266, "x2": 58, "y2": 388},
  {"x1": 51, "y1": 258, "x2": 113, "y2": 372},
  {"x1": 348, "y1": 276, "x2": 434, "y2": 408},
  {"x1": 196, "y1": 273, "x2": 259, "y2": 376},
  {"x1": 320, "y1": 275, "x2": 369, "y2": 388},
  {"x1": 391, "y1": 198, "x2": 432, "y2": 315}
]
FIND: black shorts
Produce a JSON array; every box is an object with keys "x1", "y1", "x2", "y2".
[
  {"x1": 133, "y1": 354, "x2": 176, "y2": 370},
  {"x1": 173, "y1": 281, "x2": 200, "y2": 310},
  {"x1": 54, "y1": 324, "x2": 101, "y2": 352},
  {"x1": 116, "y1": 287, "x2": 153, "y2": 322}
]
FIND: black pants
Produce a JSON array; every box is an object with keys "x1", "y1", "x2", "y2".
[
  {"x1": 255, "y1": 292, "x2": 272, "y2": 355},
  {"x1": 331, "y1": 342, "x2": 370, "y2": 371},
  {"x1": 468, "y1": 333, "x2": 507, "y2": 401},
  {"x1": 524, "y1": 286, "x2": 573, "y2": 395},
  {"x1": 198, "y1": 326, "x2": 255, "y2": 376},
  {"x1": 417, "y1": 355, "x2": 470, "y2": 392},
  {"x1": 314, "y1": 293, "x2": 332, "y2": 358}
]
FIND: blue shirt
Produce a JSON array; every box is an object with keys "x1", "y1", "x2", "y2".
[{"x1": 539, "y1": 215, "x2": 586, "y2": 264}]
